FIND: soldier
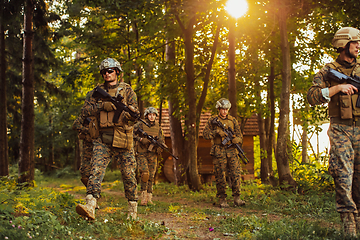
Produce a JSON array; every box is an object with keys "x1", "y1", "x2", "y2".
[
  {"x1": 307, "y1": 27, "x2": 360, "y2": 236},
  {"x1": 133, "y1": 107, "x2": 165, "y2": 206},
  {"x1": 203, "y1": 98, "x2": 245, "y2": 208},
  {"x1": 76, "y1": 57, "x2": 139, "y2": 220},
  {"x1": 72, "y1": 103, "x2": 93, "y2": 188}
]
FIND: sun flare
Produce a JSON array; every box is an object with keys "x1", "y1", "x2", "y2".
[{"x1": 225, "y1": 0, "x2": 248, "y2": 19}]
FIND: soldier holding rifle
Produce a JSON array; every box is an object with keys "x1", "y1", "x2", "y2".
[
  {"x1": 76, "y1": 58, "x2": 139, "y2": 220},
  {"x1": 307, "y1": 27, "x2": 360, "y2": 236},
  {"x1": 133, "y1": 107, "x2": 165, "y2": 206},
  {"x1": 203, "y1": 98, "x2": 246, "y2": 208}
]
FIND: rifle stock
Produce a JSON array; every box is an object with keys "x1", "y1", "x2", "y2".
[
  {"x1": 92, "y1": 86, "x2": 150, "y2": 127},
  {"x1": 211, "y1": 117, "x2": 249, "y2": 165}
]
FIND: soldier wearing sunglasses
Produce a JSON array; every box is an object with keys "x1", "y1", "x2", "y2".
[{"x1": 76, "y1": 58, "x2": 139, "y2": 220}]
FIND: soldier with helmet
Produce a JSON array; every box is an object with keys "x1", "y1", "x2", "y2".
[
  {"x1": 203, "y1": 98, "x2": 245, "y2": 208},
  {"x1": 133, "y1": 107, "x2": 165, "y2": 205},
  {"x1": 307, "y1": 27, "x2": 360, "y2": 236},
  {"x1": 76, "y1": 57, "x2": 139, "y2": 220}
]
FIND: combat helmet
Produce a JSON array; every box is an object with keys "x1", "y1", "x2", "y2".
[
  {"x1": 144, "y1": 107, "x2": 158, "y2": 118},
  {"x1": 215, "y1": 98, "x2": 231, "y2": 109},
  {"x1": 332, "y1": 27, "x2": 360, "y2": 48},
  {"x1": 99, "y1": 58, "x2": 122, "y2": 74}
]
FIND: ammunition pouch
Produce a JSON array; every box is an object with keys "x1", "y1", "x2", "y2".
[
  {"x1": 113, "y1": 125, "x2": 133, "y2": 150},
  {"x1": 101, "y1": 130, "x2": 114, "y2": 145},
  {"x1": 340, "y1": 94, "x2": 353, "y2": 119},
  {"x1": 213, "y1": 137, "x2": 222, "y2": 145},
  {"x1": 100, "y1": 110, "x2": 115, "y2": 128}
]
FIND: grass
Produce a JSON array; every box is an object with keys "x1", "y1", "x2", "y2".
[{"x1": 0, "y1": 168, "x2": 357, "y2": 239}]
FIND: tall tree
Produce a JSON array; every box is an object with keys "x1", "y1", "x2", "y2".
[
  {"x1": 19, "y1": 0, "x2": 35, "y2": 185},
  {"x1": 0, "y1": 0, "x2": 9, "y2": 176},
  {"x1": 171, "y1": 0, "x2": 221, "y2": 190},
  {"x1": 275, "y1": 2, "x2": 297, "y2": 188}
]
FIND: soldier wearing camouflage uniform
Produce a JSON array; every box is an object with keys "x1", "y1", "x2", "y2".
[
  {"x1": 203, "y1": 98, "x2": 245, "y2": 208},
  {"x1": 307, "y1": 27, "x2": 360, "y2": 236},
  {"x1": 76, "y1": 58, "x2": 139, "y2": 220},
  {"x1": 72, "y1": 98, "x2": 94, "y2": 188},
  {"x1": 133, "y1": 107, "x2": 165, "y2": 206}
]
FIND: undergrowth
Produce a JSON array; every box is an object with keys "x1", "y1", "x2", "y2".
[{"x1": 0, "y1": 166, "x2": 356, "y2": 239}]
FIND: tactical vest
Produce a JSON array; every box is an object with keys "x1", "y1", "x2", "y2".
[
  {"x1": 98, "y1": 82, "x2": 134, "y2": 150},
  {"x1": 327, "y1": 61, "x2": 360, "y2": 119},
  {"x1": 99, "y1": 82, "x2": 127, "y2": 128},
  {"x1": 213, "y1": 115, "x2": 235, "y2": 145},
  {"x1": 135, "y1": 122, "x2": 160, "y2": 153}
]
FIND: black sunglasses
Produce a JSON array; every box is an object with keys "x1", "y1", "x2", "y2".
[{"x1": 101, "y1": 68, "x2": 115, "y2": 75}]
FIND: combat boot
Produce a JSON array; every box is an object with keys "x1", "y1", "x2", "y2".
[
  {"x1": 341, "y1": 212, "x2": 356, "y2": 236},
  {"x1": 76, "y1": 194, "x2": 97, "y2": 220},
  {"x1": 234, "y1": 196, "x2": 245, "y2": 206},
  {"x1": 219, "y1": 198, "x2": 229, "y2": 208},
  {"x1": 140, "y1": 191, "x2": 148, "y2": 206},
  {"x1": 79, "y1": 179, "x2": 99, "y2": 210},
  {"x1": 147, "y1": 192, "x2": 154, "y2": 205},
  {"x1": 127, "y1": 201, "x2": 138, "y2": 220}
]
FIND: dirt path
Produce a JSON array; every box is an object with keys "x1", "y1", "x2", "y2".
[
  {"x1": 57, "y1": 184, "x2": 289, "y2": 239},
  {"x1": 53, "y1": 182, "x2": 340, "y2": 239}
]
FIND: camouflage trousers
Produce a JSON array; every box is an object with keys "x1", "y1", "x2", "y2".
[
  {"x1": 211, "y1": 145, "x2": 241, "y2": 199},
  {"x1": 86, "y1": 137, "x2": 138, "y2": 201},
  {"x1": 136, "y1": 152, "x2": 158, "y2": 193},
  {"x1": 328, "y1": 123, "x2": 360, "y2": 213},
  {"x1": 79, "y1": 140, "x2": 93, "y2": 179}
]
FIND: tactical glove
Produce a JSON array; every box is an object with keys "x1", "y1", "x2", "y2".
[
  {"x1": 141, "y1": 138, "x2": 151, "y2": 145},
  {"x1": 232, "y1": 137, "x2": 242, "y2": 144},
  {"x1": 215, "y1": 129, "x2": 227, "y2": 138},
  {"x1": 120, "y1": 111, "x2": 131, "y2": 121},
  {"x1": 102, "y1": 102, "x2": 117, "y2": 112}
]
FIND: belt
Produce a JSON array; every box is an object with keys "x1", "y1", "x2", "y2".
[{"x1": 330, "y1": 117, "x2": 360, "y2": 126}]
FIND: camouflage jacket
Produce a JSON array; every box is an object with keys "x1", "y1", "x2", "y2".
[
  {"x1": 203, "y1": 114, "x2": 242, "y2": 146},
  {"x1": 307, "y1": 57, "x2": 360, "y2": 106},
  {"x1": 133, "y1": 120, "x2": 165, "y2": 153},
  {"x1": 72, "y1": 114, "x2": 92, "y2": 142},
  {"x1": 80, "y1": 81, "x2": 138, "y2": 127}
]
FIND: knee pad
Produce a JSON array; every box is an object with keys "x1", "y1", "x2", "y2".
[{"x1": 141, "y1": 172, "x2": 149, "y2": 183}]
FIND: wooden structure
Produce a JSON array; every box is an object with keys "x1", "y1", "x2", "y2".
[{"x1": 157, "y1": 109, "x2": 259, "y2": 183}]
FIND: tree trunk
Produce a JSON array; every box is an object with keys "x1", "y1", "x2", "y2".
[
  {"x1": 258, "y1": 113, "x2": 269, "y2": 184},
  {"x1": 166, "y1": 39, "x2": 186, "y2": 185},
  {"x1": 267, "y1": 58, "x2": 276, "y2": 186},
  {"x1": 0, "y1": 4, "x2": 9, "y2": 176},
  {"x1": 133, "y1": 21, "x2": 144, "y2": 116},
  {"x1": 47, "y1": 115, "x2": 54, "y2": 172},
  {"x1": 19, "y1": 0, "x2": 35, "y2": 185},
  {"x1": 228, "y1": 20, "x2": 237, "y2": 118},
  {"x1": 275, "y1": 7, "x2": 297, "y2": 189},
  {"x1": 301, "y1": 126, "x2": 308, "y2": 163},
  {"x1": 183, "y1": 27, "x2": 201, "y2": 191}
]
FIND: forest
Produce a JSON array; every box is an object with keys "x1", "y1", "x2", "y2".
[{"x1": 1, "y1": 0, "x2": 360, "y2": 239}]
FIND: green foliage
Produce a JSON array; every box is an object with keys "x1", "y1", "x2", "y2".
[{"x1": 0, "y1": 172, "x2": 168, "y2": 239}]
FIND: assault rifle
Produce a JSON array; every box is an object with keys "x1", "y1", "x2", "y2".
[
  {"x1": 327, "y1": 68, "x2": 360, "y2": 107},
  {"x1": 211, "y1": 117, "x2": 249, "y2": 165},
  {"x1": 92, "y1": 86, "x2": 150, "y2": 127},
  {"x1": 135, "y1": 128, "x2": 179, "y2": 160}
]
